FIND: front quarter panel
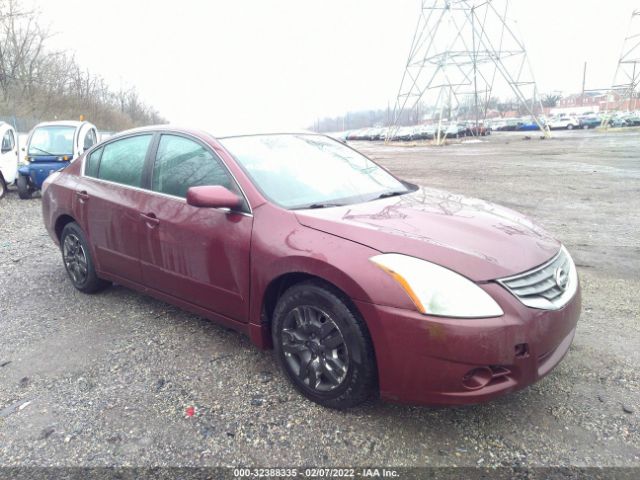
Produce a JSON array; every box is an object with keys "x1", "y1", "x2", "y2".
[{"x1": 248, "y1": 203, "x2": 417, "y2": 347}]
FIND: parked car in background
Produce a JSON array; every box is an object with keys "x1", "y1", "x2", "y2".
[
  {"x1": 445, "y1": 123, "x2": 466, "y2": 138},
  {"x1": 547, "y1": 115, "x2": 579, "y2": 130},
  {"x1": 604, "y1": 115, "x2": 628, "y2": 128},
  {"x1": 495, "y1": 119, "x2": 520, "y2": 131},
  {"x1": 517, "y1": 119, "x2": 544, "y2": 131},
  {"x1": 395, "y1": 126, "x2": 415, "y2": 141},
  {"x1": 621, "y1": 112, "x2": 640, "y2": 126},
  {"x1": 17, "y1": 121, "x2": 99, "y2": 199},
  {"x1": 412, "y1": 125, "x2": 435, "y2": 141},
  {"x1": 42, "y1": 127, "x2": 581, "y2": 409},
  {"x1": 0, "y1": 122, "x2": 19, "y2": 198},
  {"x1": 465, "y1": 122, "x2": 491, "y2": 136},
  {"x1": 578, "y1": 116, "x2": 601, "y2": 129}
]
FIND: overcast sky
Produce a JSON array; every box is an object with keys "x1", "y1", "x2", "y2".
[{"x1": 31, "y1": 0, "x2": 639, "y2": 134}]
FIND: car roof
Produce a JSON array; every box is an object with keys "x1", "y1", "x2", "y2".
[
  {"x1": 107, "y1": 125, "x2": 320, "y2": 141},
  {"x1": 33, "y1": 120, "x2": 87, "y2": 128}
]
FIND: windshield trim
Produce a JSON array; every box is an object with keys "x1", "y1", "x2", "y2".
[{"x1": 218, "y1": 133, "x2": 414, "y2": 211}]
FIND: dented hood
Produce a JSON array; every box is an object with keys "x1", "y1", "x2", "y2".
[{"x1": 294, "y1": 187, "x2": 560, "y2": 282}]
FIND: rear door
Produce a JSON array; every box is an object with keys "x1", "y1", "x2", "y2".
[
  {"x1": 75, "y1": 133, "x2": 154, "y2": 284},
  {"x1": 139, "y1": 133, "x2": 253, "y2": 322},
  {"x1": 0, "y1": 124, "x2": 18, "y2": 184}
]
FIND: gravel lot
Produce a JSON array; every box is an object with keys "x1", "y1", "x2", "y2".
[{"x1": 0, "y1": 129, "x2": 638, "y2": 470}]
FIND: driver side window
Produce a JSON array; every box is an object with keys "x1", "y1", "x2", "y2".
[{"x1": 152, "y1": 134, "x2": 243, "y2": 204}]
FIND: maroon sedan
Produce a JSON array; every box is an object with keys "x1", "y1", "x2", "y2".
[{"x1": 41, "y1": 127, "x2": 580, "y2": 409}]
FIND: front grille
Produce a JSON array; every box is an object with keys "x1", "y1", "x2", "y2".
[{"x1": 497, "y1": 246, "x2": 578, "y2": 310}]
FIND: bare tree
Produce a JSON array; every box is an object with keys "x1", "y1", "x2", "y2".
[{"x1": 0, "y1": 0, "x2": 166, "y2": 130}]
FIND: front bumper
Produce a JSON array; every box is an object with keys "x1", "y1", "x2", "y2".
[
  {"x1": 19, "y1": 161, "x2": 69, "y2": 189},
  {"x1": 355, "y1": 282, "x2": 581, "y2": 406}
]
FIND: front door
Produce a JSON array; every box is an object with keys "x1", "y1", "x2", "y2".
[
  {"x1": 75, "y1": 133, "x2": 154, "y2": 284},
  {"x1": 139, "y1": 133, "x2": 253, "y2": 322},
  {"x1": 0, "y1": 124, "x2": 18, "y2": 184}
]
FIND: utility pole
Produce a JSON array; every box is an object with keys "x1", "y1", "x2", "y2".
[
  {"x1": 389, "y1": 0, "x2": 549, "y2": 143},
  {"x1": 581, "y1": 62, "x2": 587, "y2": 107}
]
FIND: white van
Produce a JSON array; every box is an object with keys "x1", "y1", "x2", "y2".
[{"x1": 0, "y1": 122, "x2": 19, "y2": 198}]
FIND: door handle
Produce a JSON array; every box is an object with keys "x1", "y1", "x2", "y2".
[
  {"x1": 140, "y1": 212, "x2": 160, "y2": 227},
  {"x1": 75, "y1": 190, "x2": 89, "y2": 202}
]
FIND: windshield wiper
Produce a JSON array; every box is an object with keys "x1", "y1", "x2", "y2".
[
  {"x1": 305, "y1": 202, "x2": 345, "y2": 209},
  {"x1": 30, "y1": 146, "x2": 56, "y2": 156},
  {"x1": 376, "y1": 190, "x2": 408, "y2": 199}
]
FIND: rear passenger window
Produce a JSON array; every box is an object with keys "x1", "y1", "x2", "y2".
[
  {"x1": 152, "y1": 134, "x2": 236, "y2": 198},
  {"x1": 98, "y1": 135, "x2": 152, "y2": 188},
  {"x1": 85, "y1": 147, "x2": 102, "y2": 178}
]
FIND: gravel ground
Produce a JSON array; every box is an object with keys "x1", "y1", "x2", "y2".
[{"x1": 0, "y1": 129, "x2": 638, "y2": 469}]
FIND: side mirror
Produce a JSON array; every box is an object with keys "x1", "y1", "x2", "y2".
[{"x1": 186, "y1": 185, "x2": 242, "y2": 210}]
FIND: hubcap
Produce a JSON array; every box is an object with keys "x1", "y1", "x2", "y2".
[
  {"x1": 62, "y1": 234, "x2": 88, "y2": 285},
  {"x1": 281, "y1": 305, "x2": 349, "y2": 392}
]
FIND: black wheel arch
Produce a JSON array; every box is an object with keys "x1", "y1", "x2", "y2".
[
  {"x1": 260, "y1": 272, "x2": 372, "y2": 350},
  {"x1": 55, "y1": 214, "x2": 77, "y2": 242}
]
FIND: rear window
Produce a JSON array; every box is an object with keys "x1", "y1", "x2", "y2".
[{"x1": 97, "y1": 135, "x2": 152, "y2": 188}]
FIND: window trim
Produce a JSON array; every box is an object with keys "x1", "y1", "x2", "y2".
[{"x1": 81, "y1": 129, "x2": 253, "y2": 216}]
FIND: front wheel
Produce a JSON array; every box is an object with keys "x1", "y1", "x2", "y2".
[
  {"x1": 17, "y1": 175, "x2": 35, "y2": 199},
  {"x1": 567, "y1": 124, "x2": 574, "y2": 130},
  {"x1": 272, "y1": 281, "x2": 377, "y2": 409},
  {"x1": 60, "y1": 222, "x2": 110, "y2": 293}
]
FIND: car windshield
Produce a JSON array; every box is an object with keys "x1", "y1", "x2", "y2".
[
  {"x1": 28, "y1": 126, "x2": 75, "y2": 156},
  {"x1": 219, "y1": 134, "x2": 411, "y2": 209}
]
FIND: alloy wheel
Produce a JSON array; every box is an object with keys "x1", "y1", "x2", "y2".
[
  {"x1": 62, "y1": 233, "x2": 88, "y2": 285},
  {"x1": 281, "y1": 305, "x2": 349, "y2": 392}
]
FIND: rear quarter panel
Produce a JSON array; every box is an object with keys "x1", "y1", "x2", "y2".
[{"x1": 42, "y1": 159, "x2": 82, "y2": 245}]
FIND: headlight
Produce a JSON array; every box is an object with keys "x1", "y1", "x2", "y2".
[{"x1": 370, "y1": 253, "x2": 503, "y2": 318}]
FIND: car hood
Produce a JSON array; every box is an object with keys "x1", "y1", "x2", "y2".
[{"x1": 294, "y1": 187, "x2": 561, "y2": 282}]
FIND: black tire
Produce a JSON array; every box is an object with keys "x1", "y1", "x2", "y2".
[
  {"x1": 17, "y1": 174, "x2": 34, "y2": 199},
  {"x1": 0, "y1": 174, "x2": 6, "y2": 199},
  {"x1": 567, "y1": 124, "x2": 574, "y2": 130},
  {"x1": 272, "y1": 280, "x2": 377, "y2": 409},
  {"x1": 60, "y1": 222, "x2": 110, "y2": 293}
]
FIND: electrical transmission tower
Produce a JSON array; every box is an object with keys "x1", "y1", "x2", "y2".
[
  {"x1": 388, "y1": 0, "x2": 548, "y2": 144},
  {"x1": 608, "y1": 9, "x2": 640, "y2": 112}
]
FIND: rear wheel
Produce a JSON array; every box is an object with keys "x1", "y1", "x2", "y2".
[
  {"x1": 567, "y1": 124, "x2": 574, "y2": 130},
  {"x1": 60, "y1": 222, "x2": 110, "y2": 293},
  {"x1": 272, "y1": 281, "x2": 377, "y2": 409},
  {"x1": 0, "y1": 174, "x2": 6, "y2": 199},
  {"x1": 17, "y1": 175, "x2": 34, "y2": 199}
]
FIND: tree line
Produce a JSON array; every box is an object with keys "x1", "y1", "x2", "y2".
[{"x1": 0, "y1": 0, "x2": 165, "y2": 131}]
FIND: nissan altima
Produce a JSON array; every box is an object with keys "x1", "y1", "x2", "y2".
[{"x1": 41, "y1": 127, "x2": 580, "y2": 409}]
